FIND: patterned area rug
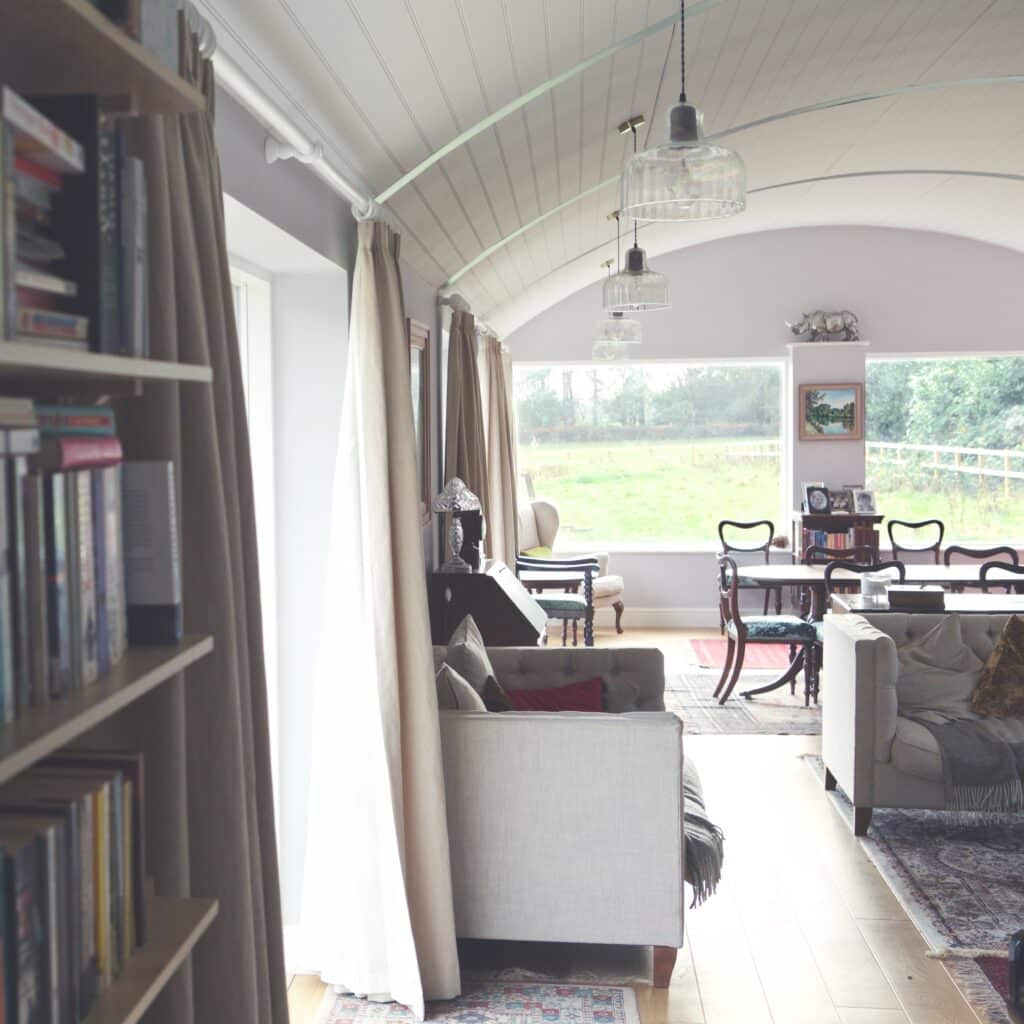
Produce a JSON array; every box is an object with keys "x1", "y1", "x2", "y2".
[
  {"x1": 688, "y1": 638, "x2": 792, "y2": 670},
  {"x1": 805, "y1": 755, "x2": 1024, "y2": 1024},
  {"x1": 318, "y1": 982, "x2": 639, "y2": 1024},
  {"x1": 666, "y1": 673, "x2": 821, "y2": 735}
]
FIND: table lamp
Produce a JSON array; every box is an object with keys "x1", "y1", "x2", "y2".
[{"x1": 432, "y1": 477, "x2": 481, "y2": 573}]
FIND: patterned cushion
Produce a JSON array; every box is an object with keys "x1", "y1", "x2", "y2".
[
  {"x1": 536, "y1": 594, "x2": 588, "y2": 614},
  {"x1": 970, "y1": 614, "x2": 1024, "y2": 718},
  {"x1": 732, "y1": 615, "x2": 818, "y2": 642}
]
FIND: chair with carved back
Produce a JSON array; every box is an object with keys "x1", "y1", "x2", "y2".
[
  {"x1": 801, "y1": 545, "x2": 878, "y2": 617},
  {"x1": 716, "y1": 519, "x2": 783, "y2": 633},
  {"x1": 944, "y1": 544, "x2": 1019, "y2": 592},
  {"x1": 714, "y1": 554, "x2": 820, "y2": 707},
  {"x1": 823, "y1": 559, "x2": 906, "y2": 600},
  {"x1": 980, "y1": 560, "x2": 1024, "y2": 595},
  {"x1": 887, "y1": 519, "x2": 945, "y2": 564}
]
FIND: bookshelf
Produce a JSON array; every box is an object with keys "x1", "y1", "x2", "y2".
[
  {"x1": 792, "y1": 510, "x2": 884, "y2": 560},
  {"x1": 0, "y1": 636, "x2": 214, "y2": 787},
  {"x1": 0, "y1": 342, "x2": 214, "y2": 385},
  {"x1": 83, "y1": 896, "x2": 219, "y2": 1024},
  {"x1": 0, "y1": 0, "x2": 206, "y2": 116}
]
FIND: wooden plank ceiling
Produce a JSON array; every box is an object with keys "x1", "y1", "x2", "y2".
[{"x1": 196, "y1": 0, "x2": 1024, "y2": 333}]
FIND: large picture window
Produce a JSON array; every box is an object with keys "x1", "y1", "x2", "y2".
[
  {"x1": 514, "y1": 362, "x2": 783, "y2": 547},
  {"x1": 866, "y1": 356, "x2": 1024, "y2": 543}
]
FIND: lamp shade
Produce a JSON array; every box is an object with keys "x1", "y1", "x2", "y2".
[
  {"x1": 593, "y1": 312, "x2": 642, "y2": 346},
  {"x1": 602, "y1": 244, "x2": 670, "y2": 313},
  {"x1": 621, "y1": 102, "x2": 745, "y2": 222}
]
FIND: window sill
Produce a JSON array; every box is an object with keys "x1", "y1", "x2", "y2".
[{"x1": 555, "y1": 542, "x2": 793, "y2": 557}]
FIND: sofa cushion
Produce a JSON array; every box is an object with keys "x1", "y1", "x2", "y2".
[
  {"x1": 890, "y1": 716, "x2": 943, "y2": 781},
  {"x1": 506, "y1": 676, "x2": 606, "y2": 712},
  {"x1": 895, "y1": 614, "x2": 982, "y2": 721},
  {"x1": 446, "y1": 615, "x2": 497, "y2": 695},
  {"x1": 436, "y1": 663, "x2": 487, "y2": 711},
  {"x1": 970, "y1": 614, "x2": 1024, "y2": 718},
  {"x1": 482, "y1": 676, "x2": 515, "y2": 712},
  {"x1": 522, "y1": 545, "x2": 553, "y2": 559}
]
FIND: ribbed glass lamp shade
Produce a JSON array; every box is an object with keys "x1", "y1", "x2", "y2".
[
  {"x1": 593, "y1": 312, "x2": 642, "y2": 346},
  {"x1": 602, "y1": 245, "x2": 670, "y2": 313},
  {"x1": 592, "y1": 340, "x2": 629, "y2": 361},
  {"x1": 621, "y1": 103, "x2": 745, "y2": 222}
]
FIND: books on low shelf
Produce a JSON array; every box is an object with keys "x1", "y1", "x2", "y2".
[{"x1": 1, "y1": 87, "x2": 149, "y2": 358}]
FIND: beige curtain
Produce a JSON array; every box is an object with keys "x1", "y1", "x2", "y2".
[
  {"x1": 481, "y1": 336, "x2": 519, "y2": 563},
  {"x1": 444, "y1": 309, "x2": 488, "y2": 510},
  {"x1": 110, "y1": 28, "x2": 288, "y2": 1024},
  {"x1": 297, "y1": 221, "x2": 460, "y2": 1018}
]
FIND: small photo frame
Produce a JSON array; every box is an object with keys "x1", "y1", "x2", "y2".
[
  {"x1": 829, "y1": 488, "x2": 853, "y2": 513},
  {"x1": 804, "y1": 484, "x2": 831, "y2": 514},
  {"x1": 852, "y1": 488, "x2": 877, "y2": 514}
]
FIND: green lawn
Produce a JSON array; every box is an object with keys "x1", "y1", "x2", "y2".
[{"x1": 519, "y1": 439, "x2": 1024, "y2": 545}]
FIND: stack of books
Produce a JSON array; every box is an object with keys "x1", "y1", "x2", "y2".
[
  {"x1": 803, "y1": 526, "x2": 878, "y2": 551},
  {"x1": 0, "y1": 749, "x2": 147, "y2": 1022},
  {"x1": 1, "y1": 87, "x2": 149, "y2": 357},
  {"x1": 1, "y1": 400, "x2": 127, "y2": 721}
]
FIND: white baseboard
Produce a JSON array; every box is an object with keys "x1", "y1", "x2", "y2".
[{"x1": 590, "y1": 606, "x2": 720, "y2": 630}]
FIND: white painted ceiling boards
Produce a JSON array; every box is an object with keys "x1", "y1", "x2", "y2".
[{"x1": 196, "y1": 0, "x2": 1024, "y2": 334}]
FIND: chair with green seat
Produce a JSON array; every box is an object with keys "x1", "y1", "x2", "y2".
[
  {"x1": 516, "y1": 554, "x2": 599, "y2": 647},
  {"x1": 717, "y1": 519, "x2": 783, "y2": 634},
  {"x1": 714, "y1": 554, "x2": 820, "y2": 707}
]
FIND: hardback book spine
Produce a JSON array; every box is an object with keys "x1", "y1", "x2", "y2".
[
  {"x1": 2, "y1": 123, "x2": 14, "y2": 342},
  {"x1": 35, "y1": 405, "x2": 115, "y2": 438},
  {"x1": 15, "y1": 307, "x2": 87, "y2": 341},
  {"x1": 6, "y1": 837, "x2": 45, "y2": 1024},
  {"x1": 6, "y1": 457, "x2": 30, "y2": 716},
  {"x1": 0, "y1": 467, "x2": 12, "y2": 723},
  {"x1": 41, "y1": 821, "x2": 61, "y2": 1024},
  {"x1": 102, "y1": 466, "x2": 126, "y2": 666},
  {"x1": 13, "y1": 268, "x2": 76, "y2": 297},
  {"x1": 122, "y1": 462, "x2": 182, "y2": 645},
  {"x1": 1, "y1": 88, "x2": 85, "y2": 173},
  {"x1": 108, "y1": 778, "x2": 123, "y2": 977},
  {"x1": 34, "y1": 436, "x2": 123, "y2": 472},
  {"x1": 120, "y1": 154, "x2": 147, "y2": 357},
  {"x1": 42, "y1": 474, "x2": 72, "y2": 698},
  {"x1": 94, "y1": 783, "x2": 110, "y2": 989},
  {"x1": 97, "y1": 125, "x2": 120, "y2": 355},
  {"x1": 76, "y1": 472, "x2": 98, "y2": 686},
  {"x1": 79, "y1": 794, "x2": 96, "y2": 1015},
  {"x1": 64, "y1": 473, "x2": 82, "y2": 691},
  {"x1": 22, "y1": 475, "x2": 48, "y2": 707},
  {"x1": 139, "y1": 0, "x2": 183, "y2": 74},
  {"x1": 91, "y1": 471, "x2": 109, "y2": 677}
]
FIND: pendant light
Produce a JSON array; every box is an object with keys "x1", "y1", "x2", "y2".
[
  {"x1": 620, "y1": 0, "x2": 745, "y2": 221},
  {"x1": 602, "y1": 197, "x2": 670, "y2": 314},
  {"x1": 594, "y1": 260, "x2": 641, "y2": 359}
]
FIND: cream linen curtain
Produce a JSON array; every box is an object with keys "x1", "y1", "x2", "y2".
[
  {"x1": 108, "y1": 29, "x2": 288, "y2": 1024},
  {"x1": 480, "y1": 336, "x2": 519, "y2": 563},
  {"x1": 297, "y1": 221, "x2": 460, "y2": 1018},
  {"x1": 444, "y1": 309, "x2": 488, "y2": 508}
]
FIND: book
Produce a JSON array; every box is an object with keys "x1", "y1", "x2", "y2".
[
  {"x1": 15, "y1": 308, "x2": 87, "y2": 342},
  {"x1": 75, "y1": 473, "x2": 98, "y2": 687},
  {"x1": 0, "y1": 467, "x2": 12, "y2": 724},
  {"x1": 138, "y1": 0, "x2": 183, "y2": 75},
  {"x1": 102, "y1": 467, "x2": 126, "y2": 666},
  {"x1": 12, "y1": 157, "x2": 60, "y2": 193},
  {"x1": 34, "y1": 405, "x2": 114, "y2": 438},
  {"x1": 6, "y1": 457, "x2": 31, "y2": 716},
  {"x1": 13, "y1": 268, "x2": 76, "y2": 298},
  {"x1": 119, "y1": 154, "x2": 147, "y2": 358},
  {"x1": 22, "y1": 475, "x2": 48, "y2": 708},
  {"x1": 0, "y1": 400, "x2": 35, "y2": 428},
  {"x1": 42, "y1": 475, "x2": 72, "y2": 699},
  {"x1": 65, "y1": 473, "x2": 82, "y2": 692},
  {"x1": 123, "y1": 462, "x2": 182, "y2": 645},
  {"x1": 91, "y1": 473, "x2": 109, "y2": 677},
  {"x1": 0, "y1": 89, "x2": 85, "y2": 175},
  {"x1": 32, "y1": 437, "x2": 123, "y2": 472},
  {"x1": 1, "y1": 123, "x2": 14, "y2": 341}
]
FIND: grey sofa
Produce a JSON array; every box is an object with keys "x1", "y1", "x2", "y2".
[
  {"x1": 433, "y1": 645, "x2": 684, "y2": 986},
  {"x1": 822, "y1": 612, "x2": 1016, "y2": 834}
]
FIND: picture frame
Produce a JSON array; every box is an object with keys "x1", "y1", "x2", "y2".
[
  {"x1": 829, "y1": 488, "x2": 853, "y2": 513},
  {"x1": 804, "y1": 484, "x2": 831, "y2": 515},
  {"x1": 408, "y1": 318, "x2": 431, "y2": 526},
  {"x1": 851, "y1": 488, "x2": 877, "y2": 514},
  {"x1": 798, "y1": 383, "x2": 864, "y2": 441}
]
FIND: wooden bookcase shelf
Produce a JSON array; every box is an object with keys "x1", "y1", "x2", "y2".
[
  {"x1": 0, "y1": 636, "x2": 213, "y2": 787},
  {"x1": 83, "y1": 895, "x2": 219, "y2": 1024},
  {"x1": 0, "y1": 0, "x2": 206, "y2": 115},
  {"x1": 0, "y1": 342, "x2": 213, "y2": 385}
]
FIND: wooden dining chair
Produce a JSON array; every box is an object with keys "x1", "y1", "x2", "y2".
[
  {"x1": 979, "y1": 560, "x2": 1024, "y2": 595},
  {"x1": 801, "y1": 545, "x2": 878, "y2": 617},
  {"x1": 714, "y1": 554, "x2": 820, "y2": 707},
  {"x1": 944, "y1": 544, "x2": 1018, "y2": 592},
  {"x1": 823, "y1": 559, "x2": 906, "y2": 597},
  {"x1": 887, "y1": 519, "x2": 945, "y2": 564},
  {"x1": 717, "y1": 520, "x2": 783, "y2": 633}
]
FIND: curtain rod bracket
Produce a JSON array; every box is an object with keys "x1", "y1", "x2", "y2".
[{"x1": 265, "y1": 136, "x2": 325, "y2": 166}]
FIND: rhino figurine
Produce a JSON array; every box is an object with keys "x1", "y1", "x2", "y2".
[{"x1": 787, "y1": 309, "x2": 860, "y2": 342}]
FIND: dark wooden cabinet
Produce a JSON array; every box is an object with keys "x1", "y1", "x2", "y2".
[{"x1": 428, "y1": 561, "x2": 547, "y2": 646}]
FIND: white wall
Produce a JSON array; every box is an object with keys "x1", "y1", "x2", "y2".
[{"x1": 506, "y1": 226, "x2": 1024, "y2": 620}]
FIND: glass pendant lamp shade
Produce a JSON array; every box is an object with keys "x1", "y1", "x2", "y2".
[
  {"x1": 592, "y1": 340, "x2": 629, "y2": 361},
  {"x1": 602, "y1": 244, "x2": 670, "y2": 313},
  {"x1": 593, "y1": 311, "x2": 642, "y2": 346},
  {"x1": 621, "y1": 103, "x2": 745, "y2": 221}
]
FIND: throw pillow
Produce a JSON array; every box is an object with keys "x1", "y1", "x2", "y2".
[
  {"x1": 446, "y1": 615, "x2": 496, "y2": 696},
  {"x1": 506, "y1": 676, "x2": 606, "y2": 712},
  {"x1": 970, "y1": 615, "x2": 1024, "y2": 718},
  {"x1": 435, "y1": 663, "x2": 486, "y2": 711},
  {"x1": 522, "y1": 545, "x2": 553, "y2": 559},
  {"x1": 896, "y1": 614, "x2": 983, "y2": 721},
  {"x1": 482, "y1": 676, "x2": 515, "y2": 713}
]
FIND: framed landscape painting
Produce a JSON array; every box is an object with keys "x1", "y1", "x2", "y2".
[{"x1": 798, "y1": 383, "x2": 864, "y2": 441}]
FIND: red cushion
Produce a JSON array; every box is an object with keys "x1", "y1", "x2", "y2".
[{"x1": 507, "y1": 676, "x2": 605, "y2": 712}]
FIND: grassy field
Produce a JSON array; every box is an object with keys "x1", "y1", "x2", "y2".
[{"x1": 519, "y1": 438, "x2": 1024, "y2": 545}]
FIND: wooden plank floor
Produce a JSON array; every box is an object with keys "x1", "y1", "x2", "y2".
[{"x1": 287, "y1": 628, "x2": 997, "y2": 1024}]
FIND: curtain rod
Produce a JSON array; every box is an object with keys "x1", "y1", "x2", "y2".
[{"x1": 184, "y1": 2, "x2": 378, "y2": 220}]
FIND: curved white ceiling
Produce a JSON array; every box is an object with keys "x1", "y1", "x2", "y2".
[{"x1": 196, "y1": 0, "x2": 1024, "y2": 334}]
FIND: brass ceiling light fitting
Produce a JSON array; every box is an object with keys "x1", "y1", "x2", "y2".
[
  {"x1": 620, "y1": 0, "x2": 746, "y2": 221},
  {"x1": 603, "y1": 130, "x2": 670, "y2": 313}
]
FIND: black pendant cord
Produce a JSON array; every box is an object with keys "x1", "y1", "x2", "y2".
[
  {"x1": 679, "y1": 0, "x2": 687, "y2": 103},
  {"x1": 616, "y1": 212, "x2": 621, "y2": 270},
  {"x1": 630, "y1": 127, "x2": 640, "y2": 248}
]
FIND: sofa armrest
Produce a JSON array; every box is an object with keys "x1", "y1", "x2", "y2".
[
  {"x1": 821, "y1": 614, "x2": 900, "y2": 807},
  {"x1": 484, "y1": 646, "x2": 665, "y2": 711},
  {"x1": 439, "y1": 710, "x2": 684, "y2": 947}
]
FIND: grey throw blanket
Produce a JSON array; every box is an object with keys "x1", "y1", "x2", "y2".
[
  {"x1": 682, "y1": 759, "x2": 724, "y2": 907},
  {"x1": 911, "y1": 716, "x2": 1024, "y2": 812}
]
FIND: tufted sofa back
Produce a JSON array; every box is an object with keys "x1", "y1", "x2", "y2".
[
  {"x1": 860, "y1": 612, "x2": 1008, "y2": 662},
  {"x1": 433, "y1": 645, "x2": 665, "y2": 711}
]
